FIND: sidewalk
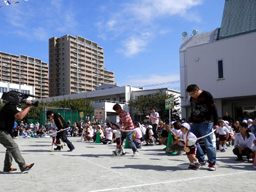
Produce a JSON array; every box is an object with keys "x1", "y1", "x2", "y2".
[{"x1": 0, "y1": 137, "x2": 255, "y2": 192}]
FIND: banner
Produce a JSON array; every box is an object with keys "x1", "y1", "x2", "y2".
[
  {"x1": 94, "y1": 109, "x2": 103, "y2": 119},
  {"x1": 165, "y1": 97, "x2": 174, "y2": 110}
]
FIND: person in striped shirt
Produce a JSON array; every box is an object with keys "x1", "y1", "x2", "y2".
[{"x1": 113, "y1": 103, "x2": 139, "y2": 157}]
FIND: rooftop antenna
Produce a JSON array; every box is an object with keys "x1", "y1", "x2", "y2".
[
  {"x1": 182, "y1": 32, "x2": 188, "y2": 37},
  {"x1": 192, "y1": 29, "x2": 198, "y2": 36}
]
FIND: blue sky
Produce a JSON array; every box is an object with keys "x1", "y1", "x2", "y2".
[{"x1": 0, "y1": 0, "x2": 225, "y2": 91}]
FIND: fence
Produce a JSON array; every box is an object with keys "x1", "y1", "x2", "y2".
[{"x1": 40, "y1": 108, "x2": 93, "y2": 126}]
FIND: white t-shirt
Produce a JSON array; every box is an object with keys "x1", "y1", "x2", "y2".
[
  {"x1": 148, "y1": 129, "x2": 154, "y2": 136},
  {"x1": 216, "y1": 126, "x2": 230, "y2": 135},
  {"x1": 113, "y1": 129, "x2": 121, "y2": 139},
  {"x1": 104, "y1": 127, "x2": 113, "y2": 140},
  {"x1": 140, "y1": 124, "x2": 146, "y2": 135},
  {"x1": 181, "y1": 131, "x2": 197, "y2": 147},
  {"x1": 150, "y1": 112, "x2": 159, "y2": 124},
  {"x1": 234, "y1": 132, "x2": 255, "y2": 149},
  {"x1": 226, "y1": 125, "x2": 234, "y2": 136}
]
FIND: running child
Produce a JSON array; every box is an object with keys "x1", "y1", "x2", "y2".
[
  {"x1": 180, "y1": 122, "x2": 200, "y2": 170},
  {"x1": 49, "y1": 127, "x2": 58, "y2": 152},
  {"x1": 112, "y1": 123, "x2": 126, "y2": 156}
]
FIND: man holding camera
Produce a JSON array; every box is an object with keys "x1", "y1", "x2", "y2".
[{"x1": 0, "y1": 94, "x2": 35, "y2": 174}]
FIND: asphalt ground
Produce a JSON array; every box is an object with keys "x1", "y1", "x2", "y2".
[{"x1": 0, "y1": 137, "x2": 255, "y2": 192}]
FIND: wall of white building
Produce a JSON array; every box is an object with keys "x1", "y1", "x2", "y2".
[
  {"x1": 180, "y1": 31, "x2": 256, "y2": 120},
  {"x1": 0, "y1": 81, "x2": 35, "y2": 99}
]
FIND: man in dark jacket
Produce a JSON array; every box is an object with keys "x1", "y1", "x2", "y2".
[
  {"x1": 186, "y1": 84, "x2": 219, "y2": 171},
  {"x1": 0, "y1": 101, "x2": 34, "y2": 173},
  {"x1": 47, "y1": 111, "x2": 75, "y2": 152}
]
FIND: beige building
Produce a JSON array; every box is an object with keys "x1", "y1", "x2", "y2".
[
  {"x1": 0, "y1": 51, "x2": 49, "y2": 99},
  {"x1": 49, "y1": 35, "x2": 115, "y2": 97}
]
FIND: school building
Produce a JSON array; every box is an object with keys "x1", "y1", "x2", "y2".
[{"x1": 180, "y1": 0, "x2": 256, "y2": 121}]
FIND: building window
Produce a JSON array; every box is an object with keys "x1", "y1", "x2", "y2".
[
  {"x1": 0, "y1": 87, "x2": 7, "y2": 93},
  {"x1": 218, "y1": 60, "x2": 223, "y2": 79}
]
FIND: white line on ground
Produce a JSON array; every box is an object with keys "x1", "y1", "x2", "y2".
[{"x1": 88, "y1": 170, "x2": 255, "y2": 192}]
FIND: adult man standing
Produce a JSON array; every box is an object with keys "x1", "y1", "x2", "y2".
[
  {"x1": 147, "y1": 109, "x2": 160, "y2": 141},
  {"x1": 0, "y1": 96, "x2": 34, "y2": 173},
  {"x1": 47, "y1": 111, "x2": 75, "y2": 152},
  {"x1": 186, "y1": 84, "x2": 219, "y2": 171},
  {"x1": 113, "y1": 103, "x2": 139, "y2": 156}
]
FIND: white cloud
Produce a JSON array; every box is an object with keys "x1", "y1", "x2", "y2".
[
  {"x1": 3, "y1": 0, "x2": 77, "y2": 41},
  {"x1": 33, "y1": 27, "x2": 50, "y2": 41},
  {"x1": 119, "y1": 33, "x2": 152, "y2": 57},
  {"x1": 98, "y1": 0, "x2": 203, "y2": 57},
  {"x1": 106, "y1": 20, "x2": 117, "y2": 31}
]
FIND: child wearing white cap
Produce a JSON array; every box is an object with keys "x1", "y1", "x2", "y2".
[
  {"x1": 111, "y1": 123, "x2": 126, "y2": 156},
  {"x1": 180, "y1": 122, "x2": 200, "y2": 170},
  {"x1": 216, "y1": 120, "x2": 230, "y2": 152},
  {"x1": 146, "y1": 125, "x2": 154, "y2": 146}
]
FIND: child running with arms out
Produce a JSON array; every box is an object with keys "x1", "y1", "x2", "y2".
[
  {"x1": 49, "y1": 127, "x2": 58, "y2": 151},
  {"x1": 180, "y1": 122, "x2": 200, "y2": 170},
  {"x1": 112, "y1": 123, "x2": 126, "y2": 156}
]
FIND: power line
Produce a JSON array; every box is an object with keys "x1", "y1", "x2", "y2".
[{"x1": 134, "y1": 80, "x2": 180, "y2": 88}]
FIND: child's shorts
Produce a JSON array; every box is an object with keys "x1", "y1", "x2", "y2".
[
  {"x1": 116, "y1": 138, "x2": 123, "y2": 145},
  {"x1": 185, "y1": 145, "x2": 197, "y2": 155},
  {"x1": 219, "y1": 134, "x2": 227, "y2": 141}
]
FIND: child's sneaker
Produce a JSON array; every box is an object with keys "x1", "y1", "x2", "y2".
[
  {"x1": 208, "y1": 163, "x2": 216, "y2": 171},
  {"x1": 112, "y1": 151, "x2": 117, "y2": 156},
  {"x1": 21, "y1": 163, "x2": 34, "y2": 174},
  {"x1": 3, "y1": 166, "x2": 18, "y2": 174},
  {"x1": 188, "y1": 164, "x2": 195, "y2": 169},
  {"x1": 121, "y1": 152, "x2": 126, "y2": 156},
  {"x1": 193, "y1": 163, "x2": 201, "y2": 170}
]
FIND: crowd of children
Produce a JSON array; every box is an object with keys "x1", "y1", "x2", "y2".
[{"x1": 10, "y1": 116, "x2": 256, "y2": 169}]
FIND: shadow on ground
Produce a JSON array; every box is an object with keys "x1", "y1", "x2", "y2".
[{"x1": 112, "y1": 164, "x2": 187, "y2": 171}]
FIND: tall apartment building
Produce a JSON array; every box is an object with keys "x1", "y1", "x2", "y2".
[
  {"x1": 49, "y1": 35, "x2": 115, "y2": 97},
  {"x1": 0, "y1": 51, "x2": 49, "y2": 99}
]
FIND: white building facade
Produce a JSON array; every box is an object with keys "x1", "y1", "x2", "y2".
[
  {"x1": 0, "y1": 81, "x2": 35, "y2": 99},
  {"x1": 180, "y1": 0, "x2": 256, "y2": 121}
]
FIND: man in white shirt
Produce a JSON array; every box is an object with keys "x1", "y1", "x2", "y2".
[{"x1": 147, "y1": 109, "x2": 159, "y2": 141}]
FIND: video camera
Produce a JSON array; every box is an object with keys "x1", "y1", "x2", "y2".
[{"x1": 1, "y1": 90, "x2": 39, "y2": 107}]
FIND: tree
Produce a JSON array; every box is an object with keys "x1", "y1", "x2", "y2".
[
  {"x1": 129, "y1": 91, "x2": 180, "y2": 123},
  {"x1": 129, "y1": 96, "x2": 151, "y2": 122},
  {"x1": 25, "y1": 98, "x2": 94, "y2": 121}
]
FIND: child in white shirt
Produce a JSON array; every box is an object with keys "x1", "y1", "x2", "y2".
[
  {"x1": 224, "y1": 120, "x2": 235, "y2": 146},
  {"x1": 180, "y1": 122, "x2": 200, "y2": 170},
  {"x1": 49, "y1": 127, "x2": 58, "y2": 151},
  {"x1": 216, "y1": 120, "x2": 230, "y2": 152},
  {"x1": 112, "y1": 123, "x2": 126, "y2": 156},
  {"x1": 146, "y1": 125, "x2": 154, "y2": 146}
]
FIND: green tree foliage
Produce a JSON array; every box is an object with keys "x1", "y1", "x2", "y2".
[{"x1": 129, "y1": 91, "x2": 180, "y2": 123}]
